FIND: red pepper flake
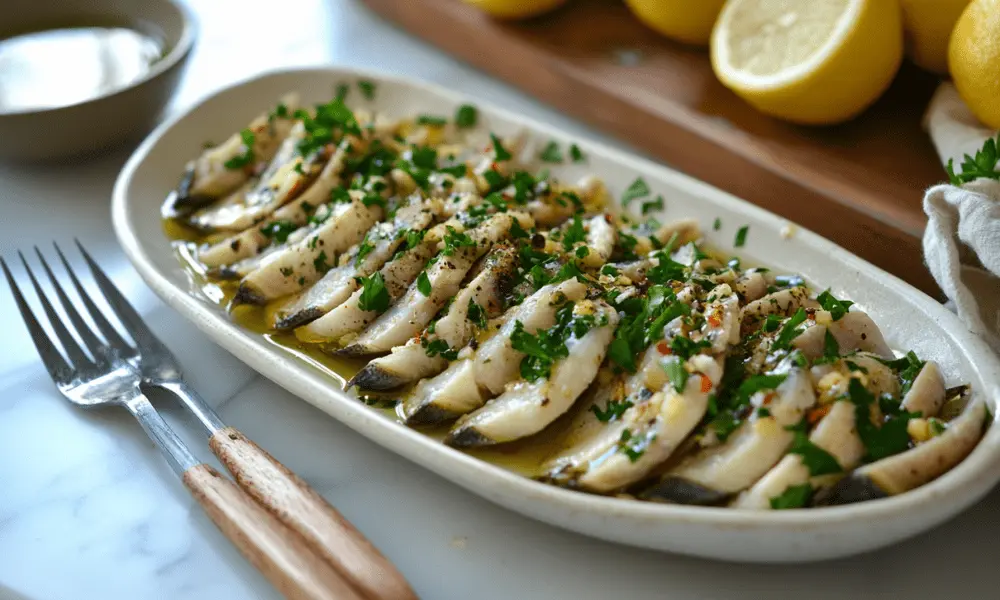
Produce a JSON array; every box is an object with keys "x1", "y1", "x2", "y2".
[
  {"x1": 700, "y1": 377, "x2": 713, "y2": 394},
  {"x1": 604, "y1": 214, "x2": 614, "y2": 224},
  {"x1": 708, "y1": 313, "x2": 722, "y2": 327},
  {"x1": 807, "y1": 405, "x2": 830, "y2": 425},
  {"x1": 656, "y1": 341, "x2": 671, "y2": 355},
  {"x1": 762, "y1": 391, "x2": 776, "y2": 405}
]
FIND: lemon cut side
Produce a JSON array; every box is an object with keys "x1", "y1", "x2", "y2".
[{"x1": 711, "y1": 0, "x2": 904, "y2": 125}]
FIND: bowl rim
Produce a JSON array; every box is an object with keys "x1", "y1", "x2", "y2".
[
  {"x1": 112, "y1": 66, "x2": 1000, "y2": 552},
  {"x1": 0, "y1": 0, "x2": 197, "y2": 118}
]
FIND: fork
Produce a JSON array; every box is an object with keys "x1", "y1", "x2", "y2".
[
  {"x1": 3, "y1": 246, "x2": 369, "y2": 600},
  {"x1": 69, "y1": 242, "x2": 416, "y2": 600}
]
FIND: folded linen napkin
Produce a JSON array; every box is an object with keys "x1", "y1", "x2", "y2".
[{"x1": 922, "y1": 83, "x2": 1000, "y2": 354}]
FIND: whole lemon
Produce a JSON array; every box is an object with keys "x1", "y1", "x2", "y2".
[
  {"x1": 949, "y1": 0, "x2": 1000, "y2": 129},
  {"x1": 461, "y1": 0, "x2": 568, "y2": 19},
  {"x1": 899, "y1": 0, "x2": 970, "y2": 74},
  {"x1": 624, "y1": 0, "x2": 726, "y2": 46}
]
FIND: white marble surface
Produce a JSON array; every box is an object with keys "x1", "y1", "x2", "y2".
[{"x1": 1, "y1": 1, "x2": 999, "y2": 599}]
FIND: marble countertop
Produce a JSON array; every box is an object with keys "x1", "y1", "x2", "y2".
[{"x1": 1, "y1": 1, "x2": 998, "y2": 598}]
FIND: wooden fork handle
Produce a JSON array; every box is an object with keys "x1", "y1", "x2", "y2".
[
  {"x1": 182, "y1": 464, "x2": 365, "y2": 600},
  {"x1": 209, "y1": 427, "x2": 418, "y2": 600}
]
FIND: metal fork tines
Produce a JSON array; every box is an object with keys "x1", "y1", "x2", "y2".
[
  {"x1": 4, "y1": 242, "x2": 414, "y2": 600},
  {"x1": 2, "y1": 245, "x2": 199, "y2": 474}
]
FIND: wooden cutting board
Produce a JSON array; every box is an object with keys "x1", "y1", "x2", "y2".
[{"x1": 360, "y1": 0, "x2": 946, "y2": 296}]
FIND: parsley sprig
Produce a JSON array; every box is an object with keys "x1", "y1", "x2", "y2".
[{"x1": 946, "y1": 135, "x2": 1000, "y2": 185}]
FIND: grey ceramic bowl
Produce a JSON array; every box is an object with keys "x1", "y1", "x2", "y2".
[{"x1": 0, "y1": 0, "x2": 195, "y2": 162}]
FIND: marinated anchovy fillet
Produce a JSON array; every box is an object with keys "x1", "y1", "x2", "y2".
[
  {"x1": 163, "y1": 89, "x2": 987, "y2": 511},
  {"x1": 233, "y1": 195, "x2": 382, "y2": 305},
  {"x1": 446, "y1": 300, "x2": 618, "y2": 447},
  {"x1": 350, "y1": 244, "x2": 517, "y2": 391},
  {"x1": 272, "y1": 198, "x2": 439, "y2": 330},
  {"x1": 402, "y1": 278, "x2": 588, "y2": 425},
  {"x1": 337, "y1": 212, "x2": 533, "y2": 356},
  {"x1": 170, "y1": 93, "x2": 300, "y2": 213}
]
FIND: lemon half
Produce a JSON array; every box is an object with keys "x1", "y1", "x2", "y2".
[
  {"x1": 711, "y1": 0, "x2": 904, "y2": 125},
  {"x1": 900, "y1": 0, "x2": 970, "y2": 74}
]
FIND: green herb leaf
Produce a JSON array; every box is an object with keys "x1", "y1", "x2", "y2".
[
  {"x1": 621, "y1": 177, "x2": 650, "y2": 207},
  {"x1": 357, "y1": 272, "x2": 390, "y2": 312},
  {"x1": 771, "y1": 308, "x2": 808, "y2": 352},
  {"x1": 540, "y1": 141, "x2": 563, "y2": 163},
  {"x1": 788, "y1": 431, "x2": 842, "y2": 476},
  {"x1": 822, "y1": 329, "x2": 839, "y2": 361},
  {"x1": 357, "y1": 80, "x2": 376, "y2": 100},
  {"x1": 416, "y1": 114, "x2": 447, "y2": 126},
  {"x1": 491, "y1": 133, "x2": 512, "y2": 161},
  {"x1": 736, "y1": 374, "x2": 787, "y2": 405},
  {"x1": 355, "y1": 233, "x2": 375, "y2": 266},
  {"x1": 442, "y1": 226, "x2": 477, "y2": 255},
  {"x1": 770, "y1": 484, "x2": 813, "y2": 509},
  {"x1": 313, "y1": 250, "x2": 331, "y2": 274},
  {"x1": 641, "y1": 195, "x2": 664, "y2": 215},
  {"x1": 848, "y1": 378, "x2": 916, "y2": 461},
  {"x1": 224, "y1": 129, "x2": 256, "y2": 170},
  {"x1": 945, "y1": 134, "x2": 1000, "y2": 185},
  {"x1": 422, "y1": 338, "x2": 459, "y2": 360},
  {"x1": 416, "y1": 271, "x2": 432, "y2": 297},
  {"x1": 591, "y1": 399, "x2": 634, "y2": 422},
  {"x1": 878, "y1": 351, "x2": 925, "y2": 397},
  {"x1": 467, "y1": 300, "x2": 487, "y2": 329},
  {"x1": 817, "y1": 289, "x2": 854, "y2": 320},
  {"x1": 562, "y1": 213, "x2": 586, "y2": 250},
  {"x1": 259, "y1": 220, "x2": 296, "y2": 244},
  {"x1": 713, "y1": 217, "x2": 722, "y2": 231},
  {"x1": 662, "y1": 358, "x2": 688, "y2": 393},
  {"x1": 455, "y1": 104, "x2": 478, "y2": 128},
  {"x1": 569, "y1": 143, "x2": 585, "y2": 162},
  {"x1": 734, "y1": 225, "x2": 749, "y2": 247}
]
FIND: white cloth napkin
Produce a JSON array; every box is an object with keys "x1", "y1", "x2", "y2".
[{"x1": 923, "y1": 83, "x2": 1000, "y2": 353}]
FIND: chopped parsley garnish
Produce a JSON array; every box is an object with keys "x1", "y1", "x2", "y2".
[
  {"x1": 279, "y1": 266, "x2": 294, "y2": 277},
  {"x1": 511, "y1": 303, "x2": 596, "y2": 381},
  {"x1": 788, "y1": 431, "x2": 842, "y2": 476},
  {"x1": 621, "y1": 177, "x2": 651, "y2": 207},
  {"x1": 562, "y1": 214, "x2": 586, "y2": 250},
  {"x1": 357, "y1": 272, "x2": 390, "y2": 312},
  {"x1": 713, "y1": 217, "x2": 722, "y2": 231},
  {"x1": 335, "y1": 82, "x2": 349, "y2": 101},
  {"x1": 417, "y1": 271, "x2": 432, "y2": 296},
  {"x1": 641, "y1": 195, "x2": 664, "y2": 215},
  {"x1": 817, "y1": 289, "x2": 854, "y2": 320},
  {"x1": 509, "y1": 218, "x2": 530, "y2": 239},
  {"x1": 600, "y1": 264, "x2": 619, "y2": 277},
  {"x1": 821, "y1": 329, "x2": 840, "y2": 362},
  {"x1": 483, "y1": 169, "x2": 507, "y2": 192},
  {"x1": 575, "y1": 246, "x2": 590, "y2": 259},
  {"x1": 417, "y1": 114, "x2": 447, "y2": 126},
  {"x1": 734, "y1": 225, "x2": 749, "y2": 247},
  {"x1": 879, "y1": 351, "x2": 925, "y2": 397},
  {"x1": 569, "y1": 143, "x2": 585, "y2": 162},
  {"x1": 762, "y1": 314, "x2": 782, "y2": 333},
  {"x1": 540, "y1": 141, "x2": 563, "y2": 163},
  {"x1": 662, "y1": 358, "x2": 688, "y2": 393},
  {"x1": 442, "y1": 226, "x2": 477, "y2": 255},
  {"x1": 946, "y1": 134, "x2": 1000, "y2": 185},
  {"x1": 607, "y1": 286, "x2": 689, "y2": 372},
  {"x1": 771, "y1": 308, "x2": 808, "y2": 352},
  {"x1": 490, "y1": 134, "x2": 512, "y2": 161},
  {"x1": 402, "y1": 228, "x2": 426, "y2": 250},
  {"x1": 736, "y1": 374, "x2": 787, "y2": 405},
  {"x1": 269, "y1": 103, "x2": 289, "y2": 122},
  {"x1": 618, "y1": 429, "x2": 654, "y2": 462},
  {"x1": 455, "y1": 104, "x2": 478, "y2": 128},
  {"x1": 646, "y1": 251, "x2": 687, "y2": 285},
  {"x1": 467, "y1": 300, "x2": 487, "y2": 329},
  {"x1": 422, "y1": 338, "x2": 459, "y2": 360},
  {"x1": 362, "y1": 194, "x2": 387, "y2": 209},
  {"x1": 669, "y1": 336, "x2": 711, "y2": 360},
  {"x1": 224, "y1": 129, "x2": 255, "y2": 170},
  {"x1": 770, "y1": 484, "x2": 812, "y2": 509},
  {"x1": 591, "y1": 398, "x2": 634, "y2": 422},
  {"x1": 355, "y1": 234, "x2": 375, "y2": 266},
  {"x1": 313, "y1": 250, "x2": 331, "y2": 274},
  {"x1": 296, "y1": 98, "x2": 361, "y2": 157},
  {"x1": 848, "y1": 378, "x2": 916, "y2": 461},
  {"x1": 358, "y1": 80, "x2": 376, "y2": 100},
  {"x1": 330, "y1": 187, "x2": 352, "y2": 204},
  {"x1": 259, "y1": 220, "x2": 296, "y2": 244}
]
